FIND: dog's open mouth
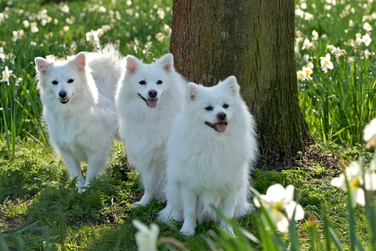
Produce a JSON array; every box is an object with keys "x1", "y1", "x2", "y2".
[
  {"x1": 60, "y1": 97, "x2": 70, "y2": 104},
  {"x1": 60, "y1": 93, "x2": 73, "y2": 104},
  {"x1": 138, "y1": 93, "x2": 158, "y2": 108},
  {"x1": 205, "y1": 121, "x2": 228, "y2": 133}
]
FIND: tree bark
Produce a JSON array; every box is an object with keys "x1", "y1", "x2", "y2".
[{"x1": 170, "y1": 0, "x2": 313, "y2": 165}]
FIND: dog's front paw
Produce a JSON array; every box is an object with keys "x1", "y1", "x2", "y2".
[
  {"x1": 180, "y1": 225, "x2": 195, "y2": 236},
  {"x1": 221, "y1": 223, "x2": 235, "y2": 237},
  {"x1": 131, "y1": 201, "x2": 146, "y2": 208},
  {"x1": 224, "y1": 226, "x2": 235, "y2": 237}
]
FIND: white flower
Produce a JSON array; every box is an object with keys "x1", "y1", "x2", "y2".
[
  {"x1": 12, "y1": 31, "x2": 19, "y2": 41},
  {"x1": 327, "y1": 45, "x2": 344, "y2": 59},
  {"x1": 41, "y1": 18, "x2": 47, "y2": 26},
  {"x1": 302, "y1": 65, "x2": 313, "y2": 81},
  {"x1": 63, "y1": 26, "x2": 69, "y2": 32},
  {"x1": 304, "y1": 13, "x2": 314, "y2": 21},
  {"x1": 23, "y1": 20, "x2": 29, "y2": 28},
  {"x1": 1, "y1": 66, "x2": 13, "y2": 82},
  {"x1": 97, "y1": 28, "x2": 104, "y2": 37},
  {"x1": 302, "y1": 38, "x2": 312, "y2": 50},
  {"x1": 363, "y1": 22, "x2": 372, "y2": 32},
  {"x1": 101, "y1": 24, "x2": 111, "y2": 32},
  {"x1": 320, "y1": 53, "x2": 334, "y2": 73},
  {"x1": 303, "y1": 54, "x2": 310, "y2": 63},
  {"x1": 364, "y1": 118, "x2": 376, "y2": 149},
  {"x1": 98, "y1": 6, "x2": 106, "y2": 13},
  {"x1": 85, "y1": 30, "x2": 100, "y2": 48},
  {"x1": 331, "y1": 161, "x2": 376, "y2": 207},
  {"x1": 254, "y1": 184, "x2": 304, "y2": 233},
  {"x1": 30, "y1": 22, "x2": 39, "y2": 33},
  {"x1": 327, "y1": 44, "x2": 336, "y2": 54},
  {"x1": 61, "y1": 4, "x2": 69, "y2": 13},
  {"x1": 362, "y1": 34, "x2": 372, "y2": 46},
  {"x1": 365, "y1": 49, "x2": 372, "y2": 59},
  {"x1": 295, "y1": 8, "x2": 304, "y2": 18},
  {"x1": 297, "y1": 70, "x2": 305, "y2": 81},
  {"x1": 356, "y1": 33, "x2": 363, "y2": 46},
  {"x1": 312, "y1": 30, "x2": 319, "y2": 40},
  {"x1": 157, "y1": 8, "x2": 165, "y2": 19},
  {"x1": 133, "y1": 220, "x2": 159, "y2": 251}
]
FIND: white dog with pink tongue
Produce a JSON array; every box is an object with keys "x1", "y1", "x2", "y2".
[
  {"x1": 116, "y1": 53, "x2": 186, "y2": 207},
  {"x1": 157, "y1": 76, "x2": 258, "y2": 236}
]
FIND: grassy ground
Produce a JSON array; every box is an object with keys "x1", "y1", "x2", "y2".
[
  {"x1": 1, "y1": 138, "x2": 374, "y2": 250},
  {"x1": 1, "y1": 0, "x2": 376, "y2": 250}
]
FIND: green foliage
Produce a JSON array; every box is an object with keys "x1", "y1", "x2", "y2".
[{"x1": 296, "y1": 0, "x2": 376, "y2": 145}]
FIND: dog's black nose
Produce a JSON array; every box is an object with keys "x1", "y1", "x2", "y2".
[
  {"x1": 59, "y1": 91, "x2": 67, "y2": 98},
  {"x1": 217, "y1": 112, "x2": 226, "y2": 121},
  {"x1": 148, "y1": 90, "x2": 157, "y2": 98}
]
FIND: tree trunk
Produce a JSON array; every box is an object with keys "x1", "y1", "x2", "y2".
[{"x1": 170, "y1": 0, "x2": 313, "y2": 165}]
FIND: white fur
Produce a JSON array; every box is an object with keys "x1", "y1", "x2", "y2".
[
  {"x1": 157, "y1": 76, "x2": 258, "y2": 236},
  {"x1": 35, "y1": 44, "x2": 124, "y2": 192},
  {"x1": 116, "y1": 53, "x2": 186, "y2": 207}
]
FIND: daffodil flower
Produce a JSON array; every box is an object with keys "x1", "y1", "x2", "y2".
[
  {"x1": 86, "y1": 30, "x2": 100, "y2": 48},
  {"x1": 254, "y1": 184, "x2": 305, "y2": 233},
  {"x1": 312, "y1": 30, "x2": 319, "y2": 40},
  {"x1": 320, "y1": 53, "x2": 334, "y2": 73},
  {"x1": 302, "y1": 38, "x2": 312, "y2": 50},
  {"x1": 364, "y1": 118, "x2": 376, "y2": 149},
  {"x1": 297, "y1": 70, "x2": 305, "y2": 81},
  {"x1": 30, "y1": 22, "x2": 39, "y2": 33},
  {"x1": 133, "y1": 220, "x2": 159, "y2": 251},
  {"x1": 302, "y1": 65, "x2": 313, "y2": 81},
  {"x1": 362, "y1": 34, "x2": 372, "y2": 46},
  {"x1": 363, "y1": 22, "x2": 372, "y2": 32},
  {"x1": 1, "y1": 66, "x2": 12, "y2": 83},
  {"x1": 331, "y1": 161, "x2": 376, "y2": 207}
]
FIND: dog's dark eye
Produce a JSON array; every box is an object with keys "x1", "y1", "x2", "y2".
[
  {"x1": 205, "y1": 106, "x2": 213, "y2": 111},
  {"x1": 68, "y1": 79, "x2": 74, "y2": 83},
  {"x1": 52, "y1": 80, "x2": 58, "y2": 85},
  {"x1": 223, "y1": 104, "x2": 229, "y2": 109},
  {"x1": 156, "y1": 80, "x2": 163, "y2": 85},
  {"x1": 139, "y1": 80, "x2": 146, "y2": 85}
]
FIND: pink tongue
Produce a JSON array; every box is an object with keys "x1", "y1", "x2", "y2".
[
  {"x1": 216, "y1": 123, "x2": 227, "y2": 132},
  {"x1": 147, "y1": 99, "x2": 158, "y2": 108}
]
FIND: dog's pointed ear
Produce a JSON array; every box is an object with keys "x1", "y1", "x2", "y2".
[
  {"x1": 157, "y1": 53, "x2": 174, "y2": 73},
  {"x1": 35, "y1": 57, "x2": 51, "y2": 74},
  {"x1": 186, "y1": 82, "x2": 200, "y2": 101},
  {"x1": 221, "y1": 76, "x2": 240, "y2": 96},
  {"x1": 126, "y1": 55, "x2": 141, "y2": 74},
  {"x1": 70, "y1": 52, "x2": 86, "y2": 72}
]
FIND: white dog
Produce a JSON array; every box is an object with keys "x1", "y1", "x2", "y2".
[
  {"x1": 116, "y1": 53, "x2": 186, "y2": 207},
  {"x1": 157, "y1": 76, "x2": 258, "y2": 236},
  {"x1": 34, "y1": 44, "x2": 124, "y2": 192}
]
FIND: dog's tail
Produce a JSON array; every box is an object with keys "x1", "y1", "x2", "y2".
[{"x1": 86, "y1": 44, "x2": 125, "y2": 96}]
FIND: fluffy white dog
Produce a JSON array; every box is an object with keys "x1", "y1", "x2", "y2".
[
  {"x1": 116, "y1": 53, "x2": 186, "y2": 207},
  {"x1": 157, "y1": 76, "x2": 258, "y2": 236},
  {"x1": 34, "y1": 44, "x2": 124, "y2": 192}
]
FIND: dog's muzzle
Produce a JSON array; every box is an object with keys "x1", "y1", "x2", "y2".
[{"x1": 138, "y1": 93, "x2": 158, "y2": 108}]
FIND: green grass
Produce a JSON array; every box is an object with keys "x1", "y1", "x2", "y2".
[
  {"x1": 1, "y1": 0, "x2": 376, "y2": 250},
  {"x1": 0, "y1": 139, "x2": 374, "y2": 250}
]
